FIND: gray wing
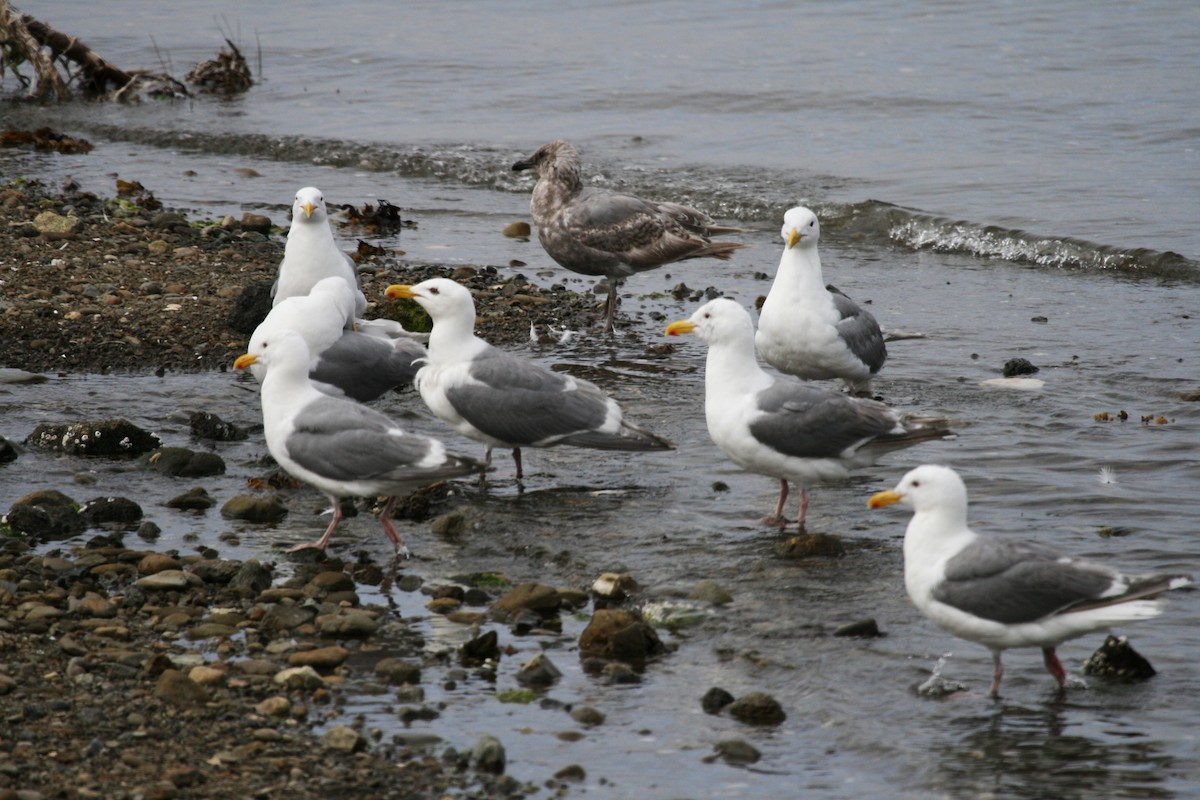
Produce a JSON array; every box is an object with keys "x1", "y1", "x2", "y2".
[
  {"x1": 311, "y1": 332, "x2": 423, "y2": 402},
  {"x1": 827, "y1": 285, "x2": 887, "y2": 373},
  {"x1": 934, "y1": 538, "x2": 1118, "y2": 624},
  {"x1": 748, "y1": 382, "x2": 898, "y2": 458},
  {"x1": 445, "y1": 349, "x2": 614, "y2": 446},
  {"x1": 286, "y1": 397, "x2": 456, "y2": 484}
]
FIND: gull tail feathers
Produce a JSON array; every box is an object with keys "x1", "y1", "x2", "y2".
[{"x1": 557, "y1": 423, "x2": 675, "y2": 452}]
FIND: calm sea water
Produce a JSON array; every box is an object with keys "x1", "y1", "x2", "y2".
[{"x1": 3, "y1": 1, "x2": 1199, "y2": 798}]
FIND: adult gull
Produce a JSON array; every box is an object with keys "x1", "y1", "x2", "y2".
[
  {"x1": 869, "y1": 464, "x2": 1193, "y2": 695},
  {"x1": 272, "y1": 186, "x2": 369, "y2": 317},
  {"x1": 666, "y1": 298, "x2": 950, "y2": 531},
  {"x1": 756, "y1": 206, "x2": 886, "y2": 395},
  {"x1": 234, "y1": 330, "x2": 483, "y2": 554},
  {"x1": 512, "y1": 140, "x2": 747, "y2": 333},
  {"x1": 248, "y1": 277, "x2": 424, "y2": 402},
  {"x1": 386, "y1": 278, "x2": 673, "y2": 479}
]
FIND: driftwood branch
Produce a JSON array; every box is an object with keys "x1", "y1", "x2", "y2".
[
  {"x1": 21, "y1": 15, "x2": 132, "y2": 96},
  {"x1": 0, "y1": 0, "x2": 69, "y2": 99}
]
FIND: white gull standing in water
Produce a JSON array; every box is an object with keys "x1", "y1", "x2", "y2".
[
  {"x1": 666, "y1": 298, "x2": 949, "y2": 531},
  {"x1": 512, "y1": 140, "x2": 746, "y2": 333},
  {"x1": 869, "y1": 464, "x2": 1193, "y2": 696},
  {"x1": 386, "y1": 278, "x2": 673, "y2": 480},
  {"x1": 756, "y1": 206, "x2": 886, "y2": 395},
  {"x1": 272, "y1": 186, "x2": 369, "y2": 317},
  {"x1": 247, "y1": 277, "x2": 424, "y2": 402},
  {"x1": 234, "y1": 331, "x2": 483, "y2": 554}
]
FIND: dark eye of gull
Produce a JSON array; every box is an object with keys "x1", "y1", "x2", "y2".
[{"x1": 429, "y1": 287, "x2": 439, "y2": 295}]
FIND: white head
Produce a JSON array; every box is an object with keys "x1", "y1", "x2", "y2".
[
  {"x1": 781, "y1": 206, "x2": 820, "y2": 250},
  {"x1": 869, "y1": 464, "x2": 969, "y2": 515},
  {"x1": 665, "y1": 297, "x2": 755, "y2": 347},
  {"x1": 292, "y1": 186, "x2": 327, "y2": 223},
  {"x1": 235, "y1": 329, "x2": 312, "y2": 380},
  {"x1": 385, "y1": 278, "x2": 476, "y2": 324}
]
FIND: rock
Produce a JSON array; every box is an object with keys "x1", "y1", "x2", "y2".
[
  {"x1": 316, "y1": 610, "x2": 378, "y2": 638},
  {"x1": 459, "y1": 630, "x2": 500, "y2": 667},
  {"x1": 374, "y1": 658, "x2": 421, "y2": 685},
  {"x1": 710, "y1": 739, "x2": 761, "y2": 764},
  {"x1": 136, "y1": 570, "x2": 195, "y2": 591},
  {"x1": 288, "y1": 646, "x2": 349, "y2": 670},
  {"x1": 153, "y1": 669, "x2": 208, "y2": 706},
  {"x1": 1082, "y1": 634, "x2": 1157, "y2": 681},
  {"x1": 226, "y1": 281, "x2": 274, "y2": 335},
  {"x1": 502, "y1": 221, "x2": 531, "y2": 238},
  {"x1": 568, "y1": 705, "x2": 605, "y2": 727},
  {"x1": 0, "y1": 434, "x2": 19, "y2": 463},
  {"x1": 273, "y1": 666, "x2": 325, "y2": 690},
  {"x1": 220, "y1": 494, "x2": 287, "y2": 523},
  {"x1": 255, "y1": 696, "x2": 291, "y2": 717},
  {"x1": 165, "y1": 487, "x2": 216, "y2": 511},
  {"x1": 591, "y1": 572, "x2": 639, "y2": 604},
  {"x1": 186, "y1": 622, "x2": 238, "y2": 640},
  {"x1": 832, "y1": 618, "x2": 884, "y2": 638},
  {"x1": 688, "y1": 579, "x2": 733, "y2": 606},
  {"x1": 489, "y1": 583, "x2": 561, "y2": 621},
  {"x1": 137, "y1": 553, "x2": 182, "y2": 575},
  {"x1": 578, "y1": 608, "x2": 664, "y2": 664},
  {"x1": 188, "y1": 412, "x2": 248, "y2": 442},
  {"x1": 777, "y1": 532, "x2": 847, "y2": 558},
  {"x1": 554, "y1": 764, "x2": 586, "y2": 782},
  {"x1": 145, "y1": 447, "x2": 226, "y2": 477},
  {"x1": 260, "y1": 604, "x2": 316, "y2": 632},
  {"x1": 430, "y1": 510, "x2": 467, "y2": 537},
  {"x1": 240, "y1": 212, "x2": 273, "y2": 235},
  {"x1": 307, "y1": 571, "x2": 355, "y2": 594},
  {"x1": 321, "y1": 725, "x2": 365, "y2": 753},
  {"x1": 188, "y1": 559, "x2": 242, "y2": 584},
  {"x1": 515, "y1": 653, "x2": 562, "y2": 687},
  {"x1": 727, "y1": 692, "x2": 786, "y2": 725},
  {"x1": 6, "y1": 489, "x2": 85, "y2": 539},
  {"x1": 1003, "y1": 357, "x2": 1040, "y2": 377},
  {"x1": 79, "y1": 496, "x2": 143, "y2": 527},
  {"x1": 187, "y1": 665, "x2": 227, "y2": 687},
  {"x1": 33, "y1": 210, "x2": 81, "y2": 235},
  {"x1": 471, "y1": 734, "x2": 506, "y2": 774},
  {"x1": 701, "y1": 687, "x2": 735, "y2": 714},
  {"x1": 0, "y1": 673, "x2": 16, "y2": 695},
  {"x1": 25, "y1": 419, "x2": 160, "y2": 456},
  {"x1": 228, "y1": 560, "x2": 273, "y2": 593}
]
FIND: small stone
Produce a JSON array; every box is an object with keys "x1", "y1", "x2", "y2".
[
  {"x1": 240, "y1": 213, "x2": 273, "y2": 235},
  {"x1": 568, "y1": 705, "x2": 605, "y2": 727},
  {"x1": 153, "y1": 669, "x2": 208, "y2": 706},
  {"x1": 137, "y1": 570, "x2": 195, "y2": 590},
  {"x1": 25, "y1": 418, "x2": 160, "y2": 456},
  {"x1": 712, "y1": 738, "x2": 761, "y2": 764},
  {"x1": 1082, "y1": 634, "x2": 1157, "y2": 681},
  {"x1": 503, "y1": 221, "x2": 531, "y2": 238},
  {"x1": 138, "y1": 553, "x2": 182, "y2": 575},
  {"x1": 145, "y1": 447, "x2": 225, "y2": 477},
  {"x1": 188, "y1": 412, "x2": 249, "y2": 442},
  {"x1": 288, "y1": 646, "x2": 349, "y2": 670},
  {"x1": 515, "y1": 653, "x2": 562, "y2": 687},
  {"x1": 777, "y1": 532, "x2": 846, "y2": 558},
  {"x1": 316, "y1": 610, "x2": 378, "y2": 638},
  {"x1": 255, "y1": 696, "x2": 291, "y2": 717},
  {"x1": 220, "y1": 494, "x2": 288, "y2": 523},
  {"x1": 490, "y1": 583, "x2": 561, "y2": 621},
  {"x1": 321, "y1": 725, "x2": 365, "y2": 753},
  {"x1": 688, "y1": 579, "x2": 733, "y2": 605},
  {"x1": 472, "y1": 734, "x2": 506, "y2": 774},
  {"x1": 165, "y1": 487, "x2": 216, "y2": 511},
  {"x1": 578, "y1": 608, "x2": 664, "y2": 664},
  {"x1": 187, "y1": 665, "x2": 227, "y2": 687},
  {"x1": 553, "y1": 764, "x2": 586, "y2": 782},
  {"x1": 728, "y1": 692, "x2": 786, "y2": 725},
  {"x1": 1003, "y1": 357, "x2": 1040, "y2": 377},
  {"x1": 33, "y1": 210, "x2": 81, "y2": 235},
  {"x1": 833, "y1": 618, "x2": 884, "y2": 638},
  {"x1": 374, "y1": 658, "x2": 421, "y2": 685},
  {"x1": 260, "y1": 604, "x2": 316, "y2": 632},
  {"x1": 701, "y1": 687, "x2": 735, "y2": 714},
  {"x1": 308, "y1": 571, "x2": 355, "y2": 594},
  {"x1": 6, "y1": 489, "x2": 85, "y2": 539},
  {"x1": 459, "y1": 630, "x2": 500, "y2": 667},
  {"x1": 80, "y1": 496, "x2": 143, "y2": 527},
  {"x1": 228, "y1": 560, "x2": 273, "y2": 593},
  {"x1": 591, "y1": 572, "x2": 639, "y2": 602},
  {"x1": 274, "y1": 666, "x2": 325, "y2": 690}
]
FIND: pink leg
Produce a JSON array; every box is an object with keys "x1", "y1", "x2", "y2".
[
  {"x1": 1042, "y1": 647, "x2": 1066, "y2": 686},
  {"x1": 796, "y1": 488, "x2": 810, "y2": 532},
  {"x1": 989, "y1": 651, "x2": 1005, "y2": 697},
  {"x1": 377, "y1": 496, "x2": 410, "y2": 558},
  {"x1": 760, "y1": 479, "x2": 789, "y2": 527},
  {"x1": 288, "y1": 498, "x2": 343, "y2": 552}
]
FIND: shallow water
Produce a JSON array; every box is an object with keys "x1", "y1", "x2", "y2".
[{"x1": 3, "y1": 0, "x2": 1200, "y2": 796}]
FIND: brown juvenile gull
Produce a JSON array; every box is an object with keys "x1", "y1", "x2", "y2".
[
  {"x1": 272, "y1": 186, "x2": 369, "y2": 318},
  {"x1": 869, "y1": 464, "x2": 1193, "y2": 696},
  {"x1": 234, "y1": 330, "x2": 483, "y2": 555},
  {"x1": 386, "y1": 278, "x2": 673, "y2": 480},
  {"x1": 512, "y1": 139, "x2": 747, "y2": 332},
  {"x1": 756, "y1": 206, "x2": 886, "y2": 395},
  {"x1": 247, "y1": 277, "x2": 424, "y2": 402},
  {"x1": 666, "y1": 298, "x2": 950, "y2": 532}
]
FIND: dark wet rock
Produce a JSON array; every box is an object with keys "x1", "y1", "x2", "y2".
[
  {"x1": 307, "y1": 570, "x2": 355, "y2": 595},
  {"x1": 189, "y1": 558, "x2": 243, "y2": 584},
  {"x1": 1082, "y1": 634, "x2": 1156, "y2": 681},
  {"x1": 165, "y1": 487, "x2": 216, "y2": 510},
  {"x1": 288, "y1": 646, "x2": 349, "y2": 670},
  {"x1": 0, "y1": 434, "x2": 19, "y2": 463},
  {"x1": 136, "y1": 520, "x2": 162, "y2": 540},
  {"x1": 1030, "y1": 315, "x2": 1048, "y2": 324},
  {"x1": 25, "y1": 419, "x2": 160, "y2": 456},
  {"x1": 568, "y1": 705, "x2": 605, "y2": 727},
  {"x1": 553, "y1": 764, "x2": 586, "y2": 783},
  {"x1": 137, "y1": 553, "x2": 181, "y2": 575},
  {"x1": 6, "y1": 489, "x2": 85, "y2": 539},
  {"x1": 321, "y1": 725, "x2": 365, "y2": 753},
  {"x1": 375, "y1": 658, "x2": 422, "y2": 685},
  {"x1": 833, "y1": 618, "x2": 884, "y2": 638},
  {"x1": 259, "y1": 604, "x2": 316, "y2": 633},
  {"x1": 460, "y1": 630, "x2": 500, "y2": 667},
  {"x1": 728, "y1": 692, "x2": 786, "y2": 725},
  {"x1": 137, "y1": 570, "x2": 196, "y2": 591},
  {"x1": 430, "y1": 509, "x2": 467, "y2": 537},
  {"x1": 240, "y1": 212, "x2": 273, "y2": 235},
  {"x1": 153, "y1": 669, "x2": 209, "y2": 707},
  {"x1": 702, "y1": 687, "x2": 735, "y2": 714},
  {"x1": 600, "y1": 661, "x2": 640, "y2": 685},
  {"x1": 145, "y1": 447, "x2": 226, "y2": 477},
  {"x1": 317, "y1": 609, "x2": 379, "y2": 638},
  {"x1": 220, "y1": 494, "x2": 287, "y2": 523},
  {"x1": 226, "y1": 280, "x2": 274, "y2": 335},
  {"x1": 490, "y1": 582, "x2": 562, "y2": 621},
  {"x1": 79, "y1": 495, "x2": 143, "y2": 527},
  {"x1": 578, "y1": 608, "x2": 664, "y2": 664},
  {"x1": 515, "y1": 653, "x2": 562, "y2": 687},
  {"x1": 228, "y1": 559, "x2": 273, "y2": 594},
  {"x1": 777, "y1": 532, "x2": 847, "y2": 558},
  {"x1": 503, "y1": 221, "x2": 531, "y2": 238},
  {"x1": 707, "y1": 739, "x2": 762, "y2": 765},
  {"x1": 188, "y1": 411, "x2": 249, "y2": 442},
  {"x1": 688, "y1": 579, "x2": 733, "y2": 606},
  {"x1": 1003, "y1": 357, "x2": 1040, "y2": 377},
  {"x1": 186, "y1": 622, "x2": 238, "y2": 640},
  {"x1": 472, "y1": 734, "x2": 506, "y2": 774}
]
